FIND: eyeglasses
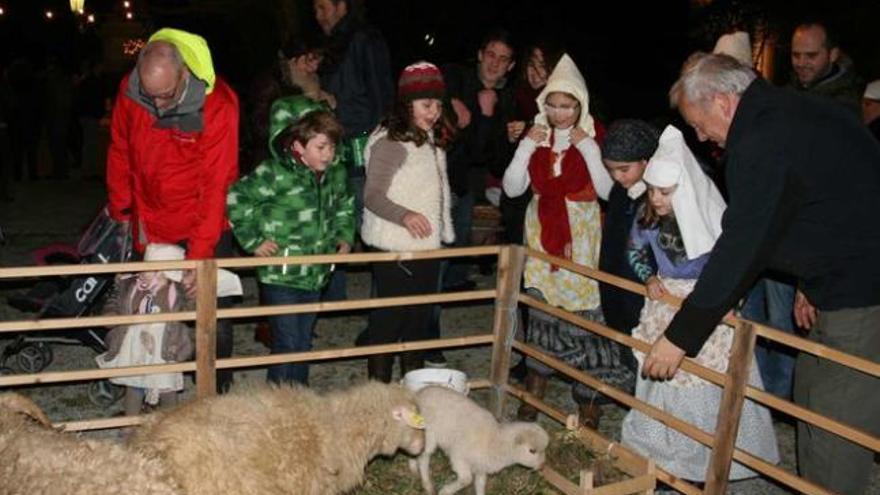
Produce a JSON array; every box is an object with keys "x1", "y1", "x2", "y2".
[
  {"x1": 543, "y1": 103, "x2": 579, "y2": 116},
  {"x1": 139, "y1": 71, "x2": 189, "y2": 114}
]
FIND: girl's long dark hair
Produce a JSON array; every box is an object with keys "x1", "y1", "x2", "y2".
[{"x1": 384, "y1": 97, "x2": 457, "y2": 149}]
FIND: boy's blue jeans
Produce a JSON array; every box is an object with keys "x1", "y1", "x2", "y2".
[
  {"x1": 261, "y1": 283, "x2": 321, "y2": 386},
  {"x1": 741, "y1": 278, "x2": 797, "y2": 399}
]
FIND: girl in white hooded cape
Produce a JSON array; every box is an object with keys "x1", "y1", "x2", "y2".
[
  {"x1": 502, "y1": 54, "x2": 633, "y2": 428},
  {"x1": 620, "y1": 125, "x2": 779, "y2": 482}
]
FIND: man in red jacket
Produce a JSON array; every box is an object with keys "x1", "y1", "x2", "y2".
[{"x1": 106, "y1": 28, "x2": 239, "y2": 393}]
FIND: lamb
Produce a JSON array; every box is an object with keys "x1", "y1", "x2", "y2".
[
  {"x1": 131, "y1": 381, "x2": 425, "y2": 495},
  {"x1": 0, "y1": 392, "x2": 181, "y2": 495},
  {"x1": 410, "y1": 386, "x2": 550, "y2": 495}
]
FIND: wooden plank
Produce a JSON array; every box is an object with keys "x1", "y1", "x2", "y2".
[
  {"x1": 540, "y1": 466, "x2": 583, "y2": 495},
  {"x1": 587, "y1": 474, "x2": 655, "y2": 495},
  {"x1": 704, "y1": 321, "x2": 757, "y2": 494},
  {"x1": 575, "y1": 428, "x2": 650, "y2": 479},
  {"x1": 519, "y1": 293, "x2": 880, "y2": 452},
  {"x1": 508, "y1": 385, "x2": 692, "y2": 494},
  {"x1": 526, "y1": 247, "x2": 879, "y2": 378},
  {"x1": 59, "y1": 415, "x2": 145, "y2": 432},
  {"x1": 0, "y1": 246, "x2": 501, "y2": 279},
  {"x1": 215, "y1": 335, "x2": 494, "y2": 369},
  {"x1": 0, "y1": 259, "x2": 197, "y2": 279},
  {"x1": 215, "y1": 245, "x2": 501, "y2": 268},
  {"x1": 0, "y1": 311, "x2": 196, "y2": 333},
  {"x1": 215, "y1": 290, "x2": 496, "y2": 319},
  {"x1": 0, "y1": 362, "x2": 194, "y2": 387},
  {"x1": 488, "y1": 245, "x2": 525, "y2": 418},
  {"x1": 511, "y1": 317, "x2": 833, "y2": 495},
  {"x1": 195, "y1": 259, "x2": 218, "y2": 398},
  {"x1": 644, "y1": 460, "x2": 656, "y2": 495},
  {"x1": 0, "y1": 290, "x2": 495, "y2": 334},
  {"x1": 580, "y1": 470, "x2": 595, "y2": 491}
]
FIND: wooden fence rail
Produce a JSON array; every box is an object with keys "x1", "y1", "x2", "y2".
[{"x1": 0, "y1": 245, "x2": 876, "y2": 495}]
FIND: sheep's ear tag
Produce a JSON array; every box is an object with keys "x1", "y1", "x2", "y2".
[{"x1": 394, "y1": 408, "x2": 426, "y2": 429}]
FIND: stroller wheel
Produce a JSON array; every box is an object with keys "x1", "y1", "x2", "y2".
[
  {"x1": 15, "y1": 343, "x2": 53, "y2": 374},
  {"x1": 88, "y1": 380, "x2": 125, "y2": 408}
]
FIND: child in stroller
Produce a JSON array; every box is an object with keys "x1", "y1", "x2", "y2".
[
  {"x1": 2, "y1": 207, "x2": 131, "y2": 404},
  {"x1": 96, "y1": 243, "x2": 194, "y2": 415}
]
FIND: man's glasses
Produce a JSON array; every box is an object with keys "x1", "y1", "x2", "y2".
[{"x1": 139, "y1": 71, "x2": 189, "y2": 114}]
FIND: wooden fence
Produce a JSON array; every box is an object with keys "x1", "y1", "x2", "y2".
[{"x1": 0, "y1": 245, "x2": 877, "y2": 495}]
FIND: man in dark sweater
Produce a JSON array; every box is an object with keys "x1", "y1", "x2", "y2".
[{"x1": 646, "y1": 53, "x2": 880, "y2": 494}]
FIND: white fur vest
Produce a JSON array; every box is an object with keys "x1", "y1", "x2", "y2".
[{"x1": 361, "y1": 130, "x2": 455, "y2": 252}]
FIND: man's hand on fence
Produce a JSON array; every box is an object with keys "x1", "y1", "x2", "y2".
[{"x1": 643, "y1": 335, "x2": 686, "y2": 380}]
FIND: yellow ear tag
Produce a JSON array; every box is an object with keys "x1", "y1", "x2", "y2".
[{"x1": 406, "y1": 411, "x2": 426, "y2": 430}]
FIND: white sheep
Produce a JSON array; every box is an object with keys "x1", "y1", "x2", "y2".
[
  {"x1": 410, "y1": 386, "x2": 550, "y2": 495},
  {"x1": 131, "y1": 381, "x2": 425, "y2": 495},
  {"x1": 0, "y1": 392, "x2": 181, "y2": 495}
]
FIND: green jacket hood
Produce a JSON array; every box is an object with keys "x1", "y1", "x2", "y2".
[
  {"x1": 268, "y1": 95, "x2": 331, "y2": 161},
  {"x1": 148, "y1": 28, "x2": 216, "y2": 94}
]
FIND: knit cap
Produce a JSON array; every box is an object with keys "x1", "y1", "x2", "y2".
[
  {"x1": 398, "y1": 61, "x2": 445, "y2": 101},
  {"x1": 602, "y1": 119, "x2": 661, "y2": 162}
]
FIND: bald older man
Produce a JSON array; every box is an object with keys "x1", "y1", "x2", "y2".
[{"x1": 106, "y1": 28, "x2": 239, "y2": 393}]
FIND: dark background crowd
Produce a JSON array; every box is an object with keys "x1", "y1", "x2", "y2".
[{"x1": 0, "y1": 0, "x2": 879, "y2": 201}]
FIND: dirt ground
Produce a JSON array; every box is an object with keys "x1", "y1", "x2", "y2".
[{"x1": 1, "y1": 178, "x2": 877, "y2": 494}]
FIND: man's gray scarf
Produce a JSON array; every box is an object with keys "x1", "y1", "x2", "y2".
[{"x1": 126, "y1": 69, "x2": 207, "y2": 132}]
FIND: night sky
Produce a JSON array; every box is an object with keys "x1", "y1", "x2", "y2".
[{"x1": 1, "y1": 0, "x2": 878, "y2": 123}]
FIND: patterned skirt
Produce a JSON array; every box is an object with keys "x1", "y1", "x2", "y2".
[{"x1": 524, "y1": 289, "x2": 636, "y2": 405}]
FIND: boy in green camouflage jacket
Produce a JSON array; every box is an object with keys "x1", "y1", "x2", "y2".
[{"x1": 227, "y1": 95, "x2": 354, "y2": 385}]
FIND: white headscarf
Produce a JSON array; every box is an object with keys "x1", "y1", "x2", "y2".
[
  {"x1": 643, "y1": 126, "x2": 727, "y2": 260},
  {"x1": 713, "y1": 31, "x2": 753, "y2": 67},
  {"x1": 533, "y1": 54, "x2": 596, "y2": 137},
  {"x1": 143, "y1": 243, "x2": 186, "y2": 282},
  {"x1": 141, "y1": 243, "x2": 243, "y2": 297}
]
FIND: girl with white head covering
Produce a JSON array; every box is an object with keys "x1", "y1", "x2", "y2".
[
  {"x1": 620, "y1": 125, "x2": 779, "y2": 482},
  {"x1": 96, "y1": 243, "x2": 193, "y2": 416},
  {"x1": 502, "y1": 54, "x2": 631, "y2": 429}
]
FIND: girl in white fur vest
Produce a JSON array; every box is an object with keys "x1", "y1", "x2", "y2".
[{"x1": 360, "y1": 61, "x2": 456, "y2": 382}]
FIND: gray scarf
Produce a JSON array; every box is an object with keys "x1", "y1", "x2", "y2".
[{"x1": 126, "y1": 69, "x2": 207, "y2": 132}]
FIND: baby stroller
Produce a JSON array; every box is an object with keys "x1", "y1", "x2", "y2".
[{"x1": 3, "y1": 207, "x2": 131, "y2": 406}]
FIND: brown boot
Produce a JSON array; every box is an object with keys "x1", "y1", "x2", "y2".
[
  {"x1": 577, "y1": 402, "x2": 603, "y2": 430},
  {"x1": 367, "y1": 354, "x2": 394, "y2": 383},
  {"x1": 399, "y1": 351, "x2": 424, "y2": 379},
  {"x1": 517, "y1": 371, "x2": 548, "y2": 421}
]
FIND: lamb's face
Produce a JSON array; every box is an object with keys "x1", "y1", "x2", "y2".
[
  {"x1": 383, "y1": 404, "x2": 426, "y2": 456},
  {"x1": 512, "y1": 423, "x2": 550, "y2": 470}
]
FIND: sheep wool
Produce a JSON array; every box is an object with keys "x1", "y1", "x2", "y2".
[
  {"x1": 0, "y1": 393, "x2": 182, "y2": 495},
  {"x1": 132, "y1": 381, "x2": 425, "y2": 495}
]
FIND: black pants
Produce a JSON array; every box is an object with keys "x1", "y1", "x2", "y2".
[{"x1": 366, "y1": 257, "x2": 441, "y2": 346}]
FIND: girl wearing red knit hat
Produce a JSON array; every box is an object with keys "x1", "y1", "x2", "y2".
[{"x1": 359, "y1": 62, "x2": 458, "y2": 382}]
